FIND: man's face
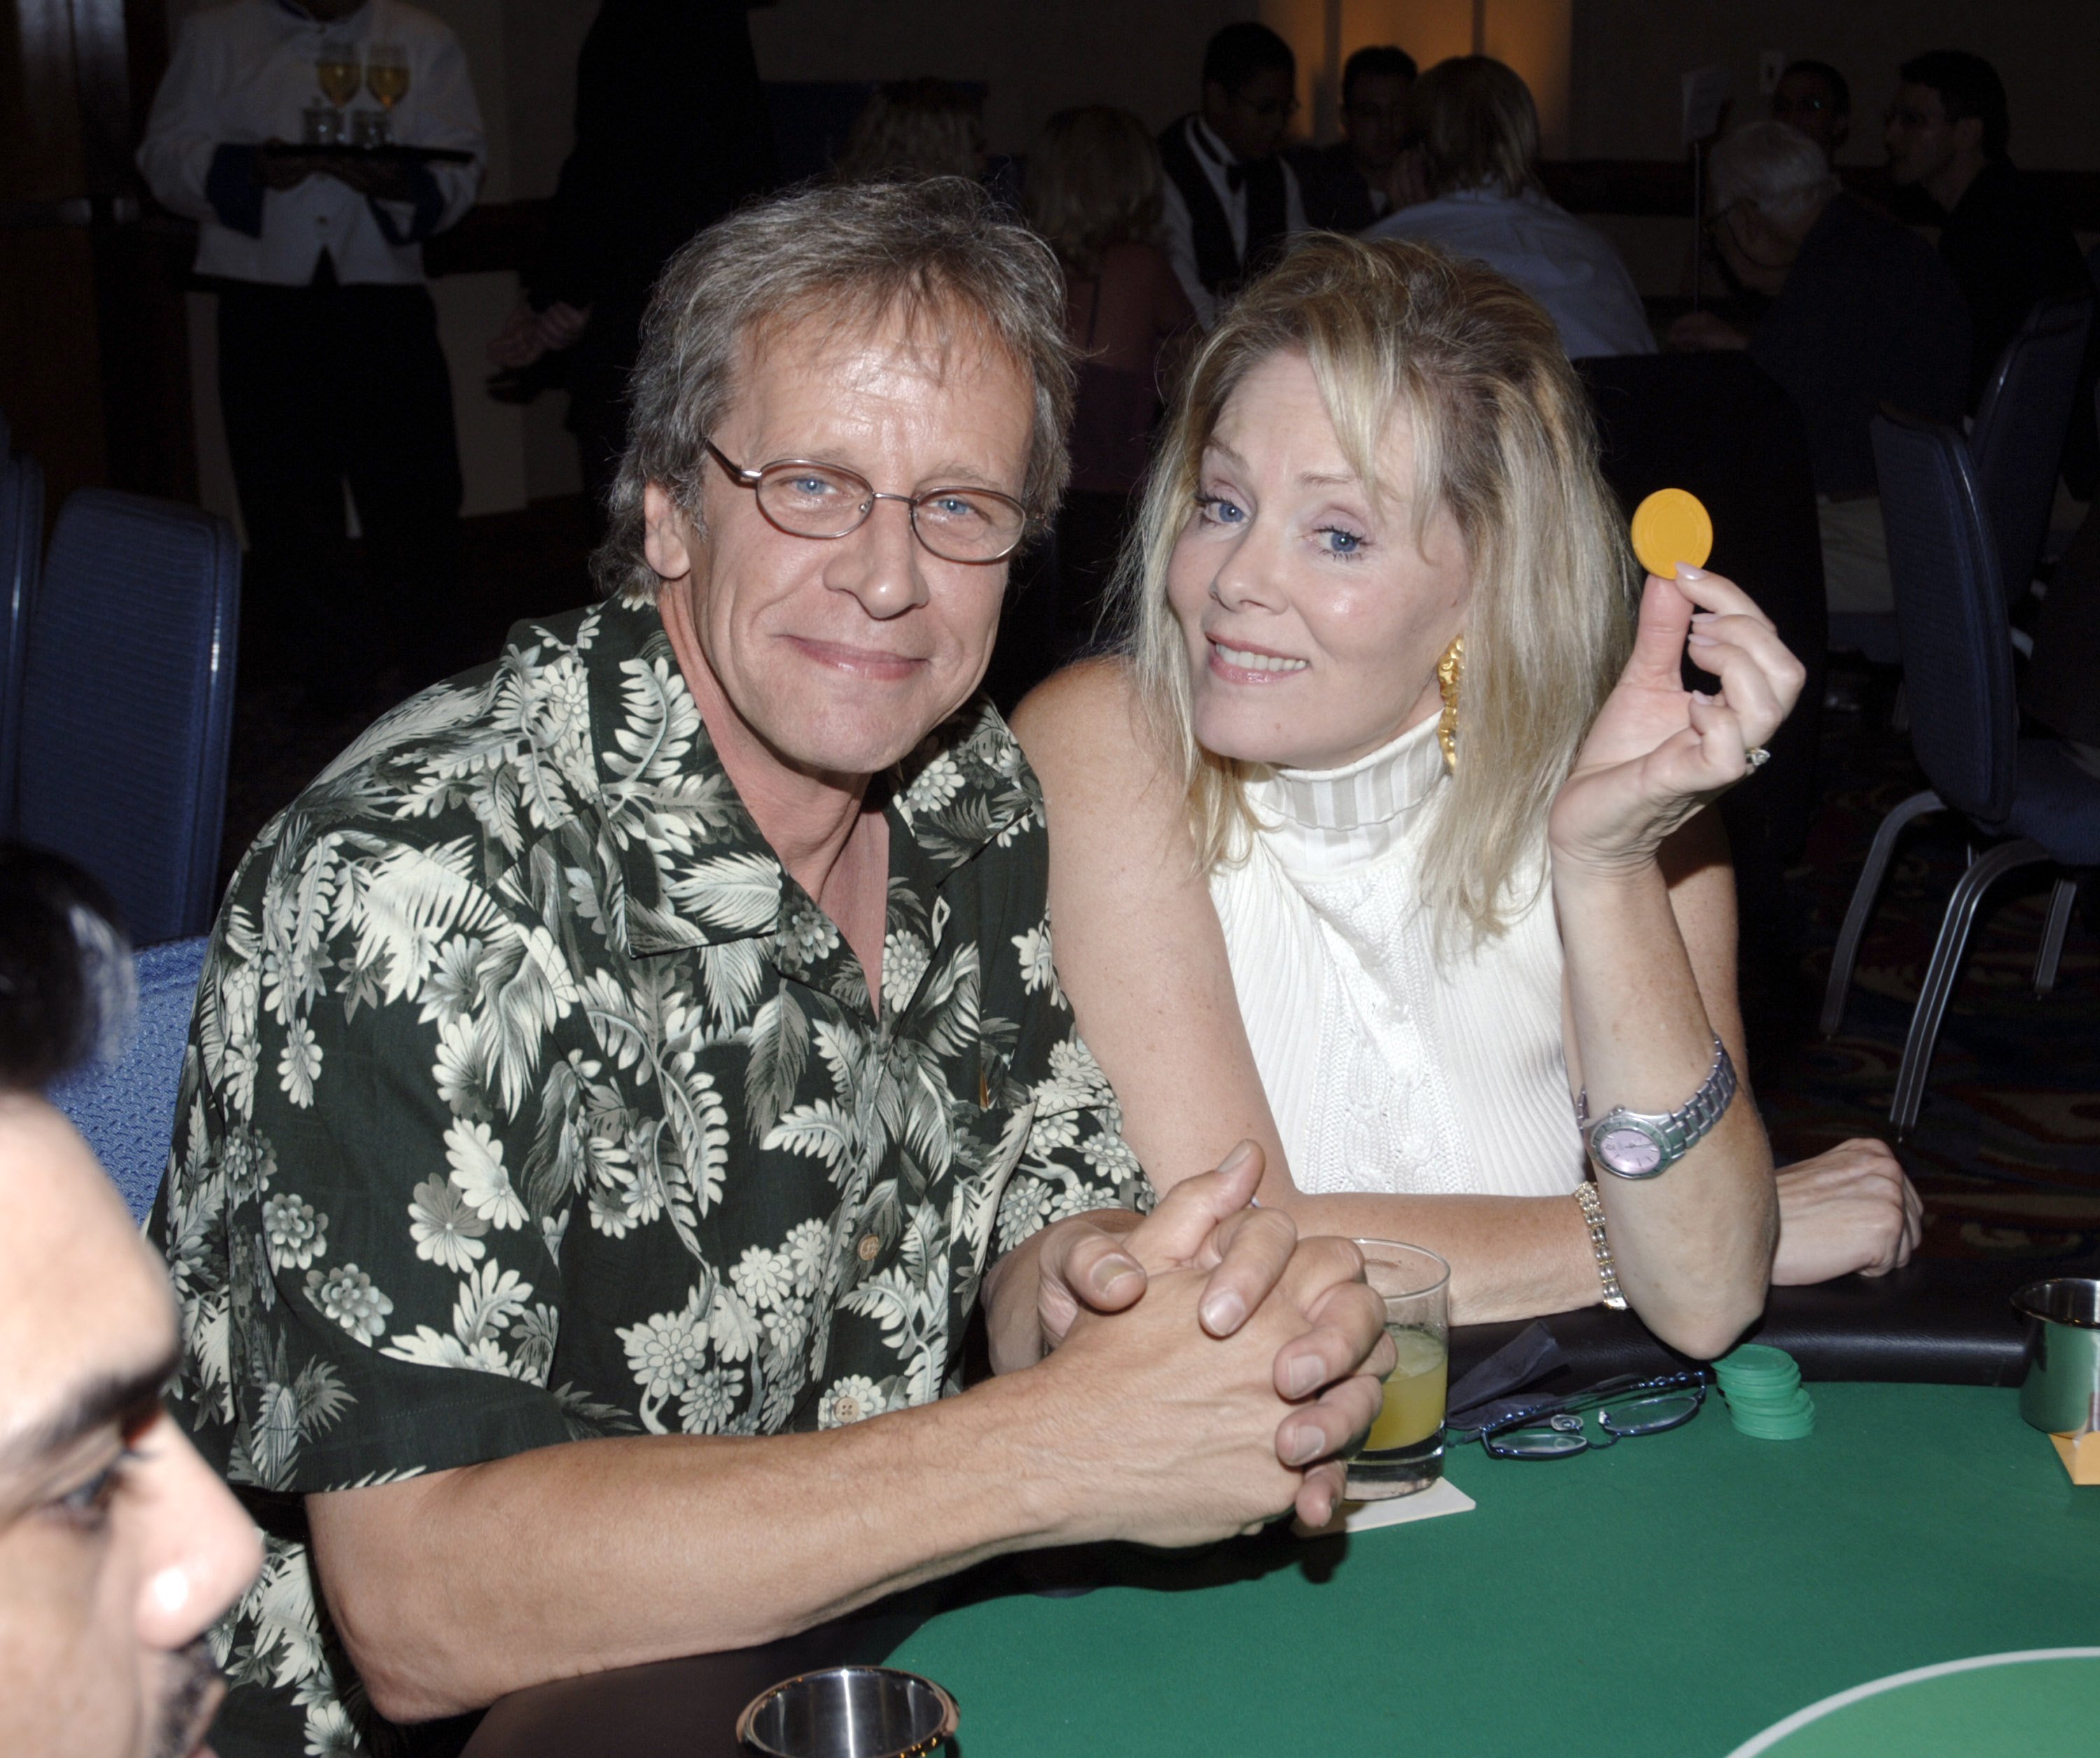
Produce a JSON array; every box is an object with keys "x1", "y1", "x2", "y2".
[
  {"x1": 1771, "y1": 70, "x2": 1848, "y2": 158},
  {"x1": 0, "y1": 1099, "x2": 261, "y2": 1758},
  {"x1": 1342, "y1": 73, "x2": 1412, "y2": 177},
  {"x1": 1203, "y1": 66, "x2": 1298, "y2": 162},
  {"x1": 646, "y1": 307, "x2": 1035, "y2": 784},
  {"x1": 1884, "y1": 83, "x2": 1970, "y2": 186}
]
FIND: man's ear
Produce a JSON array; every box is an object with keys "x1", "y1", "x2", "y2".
[{"x1": 643, "y1": 483, "x2": 696, "y2": 585}]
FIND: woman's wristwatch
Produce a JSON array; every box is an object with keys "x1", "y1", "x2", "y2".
[{"x1": 1575, "y1": 1036, "x2": 1738, "y2": 1180}]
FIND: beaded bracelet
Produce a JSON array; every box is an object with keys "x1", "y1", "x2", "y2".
[{"x1": 1572, "y1": 1180, "x2": 1629, "y2": 1311}]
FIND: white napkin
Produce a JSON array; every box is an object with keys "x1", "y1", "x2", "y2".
[{"x1": 1298, "y1": 1475, "x2": 1476, "y2": 1538}]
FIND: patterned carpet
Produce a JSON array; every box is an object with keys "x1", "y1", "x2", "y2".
[
  {"x1": 219, "y1": 506, "x2": 2100, "y2": 1267},
  {"x1": 1754, "y1": 661, "x2": 2100, "y2": 1266}
]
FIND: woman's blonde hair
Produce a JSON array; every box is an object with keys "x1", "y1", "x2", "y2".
[
  {"x1": 1114, "y1": 233, "x2": 1635, "y2": 943},
  {"x1": 1023, "y1": 106, "x2": 1165, "y2": 278},
  {"x1": 1408, "y1": 55, "x2": 1541, "y2": 199},
  {"x1": 836, "y1": 79, "x2": 986, "y2": 183}
]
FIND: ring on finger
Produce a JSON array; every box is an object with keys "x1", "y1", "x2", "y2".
[{"x1": 1744, "y1": 745, "x2": 1771, "y2": 771}]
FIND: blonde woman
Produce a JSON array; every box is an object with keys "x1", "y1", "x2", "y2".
[
  {"x1": 1026, "y1": 107, "x2": 1194, "y2": 644},
  {"x1": 1015, "y1": 237, "x2": 1919, "y2": 1355}
]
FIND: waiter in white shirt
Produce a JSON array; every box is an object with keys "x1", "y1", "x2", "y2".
[
  {"x1": 1156, "y1": 22, "x2": 1309, "y2": 329},
  {"x1": 139, "y1": 0, "x2": 484, "y2": 708}
]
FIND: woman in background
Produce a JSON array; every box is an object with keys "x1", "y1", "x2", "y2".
[
  {"x1": 1025, "y1": 107, "x2": 1194, "y2": 651},
  {"x1": 1365, "y1": 57, "x2": 1653, "y2": 361}
]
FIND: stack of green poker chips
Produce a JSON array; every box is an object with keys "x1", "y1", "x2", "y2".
[{"x1": 1713, "y1": 1344, "x2": 1816, "y2": 1440}]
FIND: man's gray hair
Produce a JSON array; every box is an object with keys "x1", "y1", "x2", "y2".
[
  {"x1": 594, "y1": 177, "x2": 1075, "y2": 601},
  {"x1": 1709, "y1": 120, "x2": 1840, "y2": 226}
]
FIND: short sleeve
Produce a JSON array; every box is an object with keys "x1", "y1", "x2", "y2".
[
  {"x1": 153, "y1": 837, "x2": 579, "y2": 1495},
  {"x1": 979, "y1": 806, "x2": 1155, "y2": 1259}
]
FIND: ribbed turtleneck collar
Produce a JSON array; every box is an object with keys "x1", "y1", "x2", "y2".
[{"x1": 1244, "y1": 713, "x2": 1448, "y2": 873}]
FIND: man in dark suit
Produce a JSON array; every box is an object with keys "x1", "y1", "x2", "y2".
[
  {"x1": 1292, "y1": 45, "x2": 1417, "y2": 233},
  {"x1": 1157, "y1": 22, "x2": 1308, "y2": 326}
]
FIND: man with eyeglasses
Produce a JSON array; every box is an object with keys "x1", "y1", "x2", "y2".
[
  {"x1": 1769, "y1": 60, "x2": 1849, "y2": 165},
  {"x1": 1290, "y1": 44, "x2": 1418, "y2": 233},
  {"x1": 1157, "y1": 22, "x2": 1310, "y2": 327},
  {"x1": 148, "y1": 177, "x2": 1390, "y2": 1757}
]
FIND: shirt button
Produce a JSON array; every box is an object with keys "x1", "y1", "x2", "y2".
[{"x1": 856, "y1": 1232, "x2": 881, "y2": 1262}]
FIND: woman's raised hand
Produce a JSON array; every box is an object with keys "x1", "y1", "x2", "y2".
[{"x1": 1548, "y1": 566, "x2": 1805, "y2": 878}]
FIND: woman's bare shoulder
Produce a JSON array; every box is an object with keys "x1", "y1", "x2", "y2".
[{"x1": 1011, "y1": 657, "x2": 1180, "y2": 816}]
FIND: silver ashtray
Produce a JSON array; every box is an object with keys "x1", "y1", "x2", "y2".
[{"x1": 736, "y1": 1665, "x2": 958, "y2": 1758}]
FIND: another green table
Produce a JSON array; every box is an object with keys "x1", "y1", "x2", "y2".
[{"x1": 888, "y1": 1385, "x2": 2100, "y2": 1756}]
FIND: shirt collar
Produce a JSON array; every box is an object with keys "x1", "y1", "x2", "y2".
[
  {"x1": 1191, "y1": 116, "x2": 1241, "y2": 170},
  {"x1": 578, "y1": 593, "x2": 1032, "y2": 957}
]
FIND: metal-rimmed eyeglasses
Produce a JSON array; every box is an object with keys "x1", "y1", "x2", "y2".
[
  {"x1": 704, "y1": 441, "x2": 1029, "y2": 565},
  {"x1": 1468, "y1": 1370, "x2": 1707, "y2": 1460}
]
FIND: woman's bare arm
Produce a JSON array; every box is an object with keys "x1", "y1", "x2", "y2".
[{"x1": 1014, "y1": 659, "x2": 1605, "y2": 1327}]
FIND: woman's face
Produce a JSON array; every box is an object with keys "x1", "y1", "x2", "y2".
[{"x1": 1167, "y1": 349, "x2": 1473, "y2": 771}]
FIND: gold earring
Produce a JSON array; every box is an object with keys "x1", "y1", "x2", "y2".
[{"x1": 1435, "y1": 635, "x2": 1464, "y2": 775}]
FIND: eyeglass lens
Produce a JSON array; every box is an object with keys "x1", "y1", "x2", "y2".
[
  {"x1": 752, "y1": 462, "x2": 1023, "y2": 563},
  {"x1": 1483, "y1": 1387, "x2": 1704, "y2": 1458}
]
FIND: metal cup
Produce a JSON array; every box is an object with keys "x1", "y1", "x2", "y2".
[
  {"x1": 302, "y1": 104, "x2": 344, "y2": 146},
  {"x1": 736, "y1": 1666, "x2": 958, "y2": 1758},
  {"x1": 2012, "y1": 1279, "x2": 2100, "y2": 1434}
]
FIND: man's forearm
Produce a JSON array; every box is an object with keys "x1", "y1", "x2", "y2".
[{"x1": 309, "y1": 1372, "x2": 1073, "y2": 1724}]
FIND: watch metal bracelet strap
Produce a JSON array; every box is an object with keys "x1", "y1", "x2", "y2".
[
  {"x1": 1575, "y1": 1034, "x2": 1738, "y2": 1181},
  {"x1": 1572, "y1": 1181, "x2": 1628, "y2": 1310}
]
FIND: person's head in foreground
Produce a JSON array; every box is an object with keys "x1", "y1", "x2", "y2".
[
  {"x1": 1770, "y1": 59, "x2": 1849, "y2": 162},
  {"x1": 1886, "y1": 50, "x2": 2008, "y2": 197},
  {"x1": 1706, "y1": 120, "x2": 1842, "y2": 297},
  {"x1": 1340, "y1": 45, "x2": 1419, "y2": 182},
  {"x1": 1405, "y1": 56, "x2": 1542, "y2": 202},
  {"x1": 835, "y1": 79, "x2": 988, "y2": 184},
  {"x1": 1025, "y1": 106, "x2": 1168, "y2": 278},
  {"x1": 1200, "y1": 22, "x2": 1298, "y2": 164},
  {"x1": 1118, "y1": 232, "x2": 1630, "y2": 932},
  {"x1": 0, "y1": 847, "x2": 260, "y2": 1758},
  {"x1": 598, "y1": 174, "x2": 1074, "y2": 771}
]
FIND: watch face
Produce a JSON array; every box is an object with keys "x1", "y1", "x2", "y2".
[{"x1": 1599, "y1": 1126, "x2": 1663, "y2": 1176}]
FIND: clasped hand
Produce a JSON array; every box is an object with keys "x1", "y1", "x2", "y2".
[
  {"x1": 1549, "y1": 566, "x2": 1806, "y2": 878},
  {"x1": 1026, "y1": 1141, "x2": 1392, "y2": 1531}
]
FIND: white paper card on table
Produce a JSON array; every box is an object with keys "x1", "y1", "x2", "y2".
[{"x1": 1299, "y1": 1475, "x2": 1476, "y2": 1538}]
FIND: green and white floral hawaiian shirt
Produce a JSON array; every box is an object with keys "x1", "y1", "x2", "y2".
[{"x1": 150, "y1": 592, "x2": 1150, "y2": 1758}]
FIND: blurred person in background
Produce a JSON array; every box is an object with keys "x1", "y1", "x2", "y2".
[
  {"x1": 139, "y1": 0, "x2": 484, "y2": 710},
  {"x1": 1158, "y1": 22, "x2": 1309, "y2": 327},
  {"x1": 1885, "y1": 48, "x2": 2096, "y2": 497},
  {"x1": 1024, "y1": 106, "x2": 1194, "y2": 654},
  {"x1": 1671, "y1": 120, "x2": 1968, "y2": 621},
  {"x1": 1292, "y1": 45, "x2": 1418, "y2": 233},
  {"x1": 1770, "y1": 60, "x2": 1850, "y2": 164},
  {"x1": 834, "y1": 79, "x2": 988, "y2": 183},
  {"x1": 487, "y1": 0, "x2": 775, "y2": 540},
  {"x1": 1365, "y1": 57, "x2": 1651, "y2": 361},
  {"x1": 0, "y1": 845, "x2": 261, "y2": 1758}
]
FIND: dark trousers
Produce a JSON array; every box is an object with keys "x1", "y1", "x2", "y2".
[{"x1": 217, "y1": 267, "x2": 463, "y2": 697}]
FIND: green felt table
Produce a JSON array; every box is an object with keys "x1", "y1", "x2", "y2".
[{"x1": 885, "y1": 1385, "x2": 2100, "y2": 1757}]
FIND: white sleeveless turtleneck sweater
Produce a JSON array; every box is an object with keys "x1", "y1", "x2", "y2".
[{"x1": 1209, "y1": 714, "x2": 1586, "y2": 1200}]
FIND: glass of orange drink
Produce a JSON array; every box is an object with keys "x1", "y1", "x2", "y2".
[{"x1": 1345, "y1": 1240, "x2": 1450, "y2": 1500}]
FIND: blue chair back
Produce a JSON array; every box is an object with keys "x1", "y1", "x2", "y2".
[
  {"x1": 15, "y1": 490, "x2": 241, "y2": 945},
  {"x1": 1970, "y1": 296, "x2": 2092, "y2": 607},
  {"x1": 49, "y1": 936, "x2": 209, "y2": 1222},
  {"x1": 0, "y1": 452, "x2": 43, "y2": 834},
  {"x1": 1872, "y1": 411, "x2": 2018, "y2": 825}
]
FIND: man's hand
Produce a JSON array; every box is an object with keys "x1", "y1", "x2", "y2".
[
  {"x1": 488, "y1": 298, "x2": 592, "y2": 370},
  {"x1": 1668, "y1": 311, "x2": 1749, "y2": 351},
  {"x1": 1025, "y1": 1141, "x2": 1392, "y2": 1527},
  {"x1": 1772, "y1": 1140, "x2": 1924, "y2": 1283}
]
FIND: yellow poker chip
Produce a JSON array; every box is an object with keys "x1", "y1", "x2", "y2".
[{"x1": 1630, "y1": 488, "x2": 1714, "y2": 577}]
